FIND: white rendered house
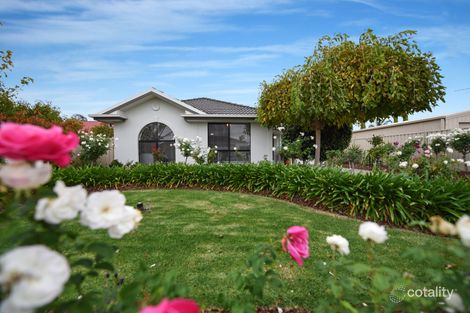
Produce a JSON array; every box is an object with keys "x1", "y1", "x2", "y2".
[{"x1": 90, "y1": 88, "x2": 274, "y2": 164}]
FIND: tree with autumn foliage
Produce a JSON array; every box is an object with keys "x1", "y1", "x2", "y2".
[
  {"x1": 258, "y1": 29, "x2": 446, "y2": 164},
  {"x1": 0, "y1": 49, "x2": 82, "y2": 133}
]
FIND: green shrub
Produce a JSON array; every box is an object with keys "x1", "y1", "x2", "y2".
[
  {"x1": 343, "y1": 145, "x2": 363, "y2": 169},
  {"x1": 325, "y1": 150, "x2": 344, "y2": 167},
  {"x1": 282, "y1": 125, "x2": 352, "y2": 161},
  {"x1": 449, "y1": 130, "x2": 470, "y2": 161},
  {"x1": 54, "y1": 163, "x2": 470, "y2": 226}
]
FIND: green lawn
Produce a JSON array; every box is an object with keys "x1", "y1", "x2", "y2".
[{"x1": 2, "y1": 189, "x2": 455, "y2": 310}]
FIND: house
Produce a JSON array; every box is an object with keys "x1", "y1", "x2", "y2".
[
  {"x1": 90, "y1": 88, "x2": 274, "y2": 164},
  {"x1": 351, "y1": 110, "x2": 470, "y2": 149}
]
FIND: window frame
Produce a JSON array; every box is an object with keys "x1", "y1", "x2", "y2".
[
  {"x1": 208, "y1": 123, "x2": 251, "y2": 163},
  {"x1": 138, "y1": 122, "x2": 176, "y2": 163}
]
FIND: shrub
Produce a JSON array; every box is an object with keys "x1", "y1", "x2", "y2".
[
  {"x1": 325, "y1": 150, "x2": 344, "y2": 167},
  {"x1": 449, "y1": 130, "x2": 470, "y2": 161},
  {"x1": 282, "y1": 125, "x2": 351, "y2": 161},
  {"x1": 78, "y1": 131, "x2": 111, "y2": 164},
  {"x1": 343, "y1": 145, "x2": 363, "y2": 169},
  {"x1": 54, "y1": 163, "x2": 470, "y2": 226}
]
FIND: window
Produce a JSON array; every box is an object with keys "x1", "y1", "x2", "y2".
[
  {"x1": 138, "y1": 122, "x2": 175, "y2": 164},
  {"x1": 208, "y1": 123, "x2": 251, "y2": 163}
]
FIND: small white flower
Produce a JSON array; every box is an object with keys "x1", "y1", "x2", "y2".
[
  {"x1": 300, "y1": 132, "x2": 305, "y2": 136},
  {"x1": 313, "y1": 144, "x2": 318, "y2": 149},
  {"x1": 310, "y1": 136, "x2": 314, "y2": 140},
  {"x1": 358, "y1": 222, "x2": 388, "y2": 244},
  {"x1": 465, "y1": 161, "x2": 470, "y2": 167},
  {"x1": 35, "y1": 181, "x2": 87, "y2": 224},
  {"x1": 272, "y1": 147, "x2": 276, "y2": 151},
  {"x1": 446, "y1": 147, "x2": 454, "y2": 153},
  {"x1": 445, "y1": 292, "x2": 465, "y2": 312},
  {"x1": 399, "y1": 161, "x2": 408, "y2": 168},
  {"x1": 149, "y1": 263, "x2": 156, "y2": 268},
  {"x1": 214, "y1": 145, "x2": 218, "y2": 149},
  {"x1": 0, "y1": 160, "x2": 52, "y2": 191},
  {"x1": 412, "y1": 163, "x2": 419, "y2": 169},
  {"x1": 233, "y1": 147, "x2": 238, "y2": 151},
  {"x1": 273, "y1": 135, "x2": 277, "y2": 139},
  {"x1": 396, "y1": 151, "x2": 402, "y2": 156},
  {"x1": 283, "y1": 146, "x2": 288, "y2": 151},
  {"x1": 0, "y1": 245, "x2": 70, "y2": 313},
  {"x1": 457, "y1": 159, "x2": 464, "y2": 163},
  {"x1": 326, "y1": 235, "x2": 350, "y2": 255},
  {"x1": 435, "y1": 143, "x2": 440, "y2": 147},
  {"x1": 277, "y1": 126, "x2": 285, "y2": 132},
  {"x1": 443, "y1": 160, "x2": 449, "y2": 165},
  {"x1": 456, "y1": 215, "x2": 470, "y2": 247}
]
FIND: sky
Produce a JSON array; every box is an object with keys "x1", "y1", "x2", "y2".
[{"x1": 1, "y1": 0, "x2": 469, "y2": 121}]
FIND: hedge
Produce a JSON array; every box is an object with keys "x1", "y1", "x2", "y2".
[{"x1": 53, "y1": 163, "x2": 470, "y2": 226}]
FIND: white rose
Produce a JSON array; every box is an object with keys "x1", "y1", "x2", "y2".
[
  {"x1": 300, "y1": 132, "x2": 305, "y2": 136},
  {"x1": 0, "y1": 160, "x2": 52, "y2": 190},
  {"x1": 283, "y1": 146, "x2": 288, "y2": 151},
  {"x1": 0, "y1": 245, "x2": 70, "y2": 312},
  {"x1": 273, "y1": 136, "x2": 277, "y2": 139},
  {"x1": 447, "y1": 147, "x2": 454, "y2": 153},
  {"x1": 313, "y1": 144, "x2": 318, "y2": 149},
  {"x1": 80, "y1": 190, "x2": 128, "y2": 229},
  {"x1": 443, "y1": 160, "x2": 449, "y2": 165},
  {"x1": 412, "y1": 163, "x2": 419, "y2": 169},
  {"x1": 396, "y1": 151, "x2": 402, "y2": 156},
  {"x1": 81, "y1": 190, "x2": 141, "y2": 238},
  {"x1": 107, "y1": 206, "x2": 143, "y2": 239},
  {"x1": 326, "y1": 235, "x2": 350, "y2": 255},
  {"x1": 0, "y1": 299, "x2": 34, "y2": 313},
  {"x1": 465, "y1": 161, "x2": 470, "y2": 167},
  {"x1": 272, "y1": 147, "x2": 276, "y2": 151},
  {"x1": 445, "y1": 292, "x2": 465, "y2": 312},
  {"x1": 456, "y1": 215, "x2": 470, "y2": 247},
  {"x1": 457, "y1": 159, "x2": 464, "y2": 163},
  {"x1": 399, "y1": 161, "x2": 408, "y2": 168},
  {"x1": 35, "y1": 181, "x2": 87, "y2": 224},
  {"x1": 358, "y1": 222, "x2": 388, "y2": 244}
]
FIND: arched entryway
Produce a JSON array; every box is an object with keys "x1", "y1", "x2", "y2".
[{"x1": 138, "y1": 122, "x2": 175, "y2": 163}]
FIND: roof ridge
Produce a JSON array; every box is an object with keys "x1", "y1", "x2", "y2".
[{"x1": 182, "y1": 97, "x2": 254, "y2": 109}]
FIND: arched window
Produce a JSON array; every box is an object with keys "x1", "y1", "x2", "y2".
[{"x1": 138, "y1": 122, "x2": 175, "y2": 164}]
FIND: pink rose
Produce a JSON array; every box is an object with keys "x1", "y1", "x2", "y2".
[
  {"x1": 282, "y1": 226, "x2": 309, "y2": 266},
  {"x1": 0, "y1": 123, "x2": 79, "y2": 167},
  {"x1": 139, "y1": 298, "x2": 199, "y2": 313}
]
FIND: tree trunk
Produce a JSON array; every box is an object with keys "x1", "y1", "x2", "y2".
[
  {"x1": 402, "y1": 115, "x2": 409, "y2": 122},
  {"x1": 393, "y1": 116, "x2": 398, "y2": 123},
  {"x1": 314, "y1": 121, "x2": 322, "y2": 165},
  {"x1": 360, "y1": 122, "x2": 366, "y2": 129}
]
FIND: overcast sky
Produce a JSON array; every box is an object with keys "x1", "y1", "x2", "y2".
[{"x1": 1, "y1": 0, "x2": 469, "y2": 120}]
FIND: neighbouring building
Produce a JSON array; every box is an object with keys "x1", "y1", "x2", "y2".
[
  {"x1": 351, "y1": 110, "x2": 470, "y2": 150},
  {"x1": 90, "y1": 88, "x2": 274, "y2": 164}
]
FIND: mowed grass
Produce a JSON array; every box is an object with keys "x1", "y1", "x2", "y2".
[{"x1": 2, "y1": 189, "x2": 455, "y2": 310}]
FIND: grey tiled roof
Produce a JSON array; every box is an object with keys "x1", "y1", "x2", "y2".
[{"x1": 182, "y1": 97, "x2": 257, "y2": 115}]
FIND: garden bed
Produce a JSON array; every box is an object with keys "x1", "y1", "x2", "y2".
[{"x1": 53, "y1": 163, "x2": 470, "y2": 227}]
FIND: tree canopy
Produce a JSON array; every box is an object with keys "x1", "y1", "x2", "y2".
[
  {"x1": 0, "y1": 49, "x2": 83, "y2": 133},
  {"x1": 257, "y1": 29, "x2": 446, "y2": 164}
]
